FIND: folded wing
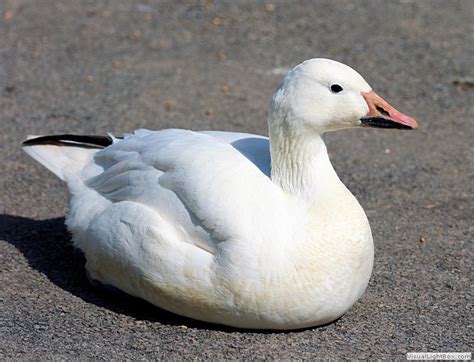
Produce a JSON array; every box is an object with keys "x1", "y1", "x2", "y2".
[{"x1": 86, "y1": 129, "x2": 282, "y2": 254}]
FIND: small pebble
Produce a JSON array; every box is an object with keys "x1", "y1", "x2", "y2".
[
  {"x1": 164, "y1": 100, "x2": 174, "y2": 111},
  {"x1": 264, "y1": 3, "x2": 275, "y2": 12},
  {"x1": 212, "y1": 16, "x2": 222, "y2": 25},
  {"x1": 452, "y1": 77, "x2": 474, "y2": 89},
  {"x1": 5, "y1": 85, "x2": 16, "y2": 93},
  {"x1": 221, "y1": 84, "x2": 230, "y2": 94},
  {"x1": 384, "y1": 148, "x2": 390, "y2": 154},
  {"x1": 159, "y1": 39, "x2": 170, "y2": 49},
  {"x1": 180, "y1": 325, "x2": 188, "y2": 331},
  {"x1": 3, "y1": 11, "x2": 14, "y2": 21},
  {"x1": 131, "y1": 30, "x2": 142, "y2": 40},
  {"x1": 206, "y1": 2, "x2": 215, "y2": 12},
  {"x1": 205, "y1": 110, "x2": 214, "y2": 117},
  {"x1": 86, "y1": 75, "x2": 95, "y2": 82},
  {"x1": 217, "y1": 51, "x2": 226, "y2": 62},
  {"x1": 419, "y1": 235, "x2": 427, "y2": 243},
  {"x1": 101, "y1": 10, "x2": 111, "y2": 18},
  {"x1": 112, "y1": 61, "x2": 122, "y2": 70}
]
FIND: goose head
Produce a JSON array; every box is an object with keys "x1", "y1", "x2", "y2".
[{"x1": 269, "y1": 58, "x2": 418, "y2": 134}]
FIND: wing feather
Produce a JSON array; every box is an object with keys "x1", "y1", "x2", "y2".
[{"x1": 84, "y1": 129, "x2": 283, "y2": 252}]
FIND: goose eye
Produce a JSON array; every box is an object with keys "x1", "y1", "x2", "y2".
[{"x1": 330, "y1": 84, "x2": 343, "y2": 93}]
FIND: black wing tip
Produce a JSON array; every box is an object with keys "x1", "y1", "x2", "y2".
[{"x1": 22, "y1": 134, "x2": 114, "y2": 148}]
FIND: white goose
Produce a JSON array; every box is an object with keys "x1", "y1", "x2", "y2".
[{"x1": 23, "y1": 59, "x2": 418, "y2": 330}]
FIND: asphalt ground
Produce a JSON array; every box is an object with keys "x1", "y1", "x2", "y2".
[{"x1": 1, "y1": 0, "x2": 473, "y2": 359}]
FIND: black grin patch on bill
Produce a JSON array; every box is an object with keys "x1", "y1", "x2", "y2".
[{"x1": 360, "y1": 117, "x2": 413, "y2": 130}]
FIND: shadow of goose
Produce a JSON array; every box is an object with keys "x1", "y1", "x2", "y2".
[{"x1": 0, "y1": 214, "x2": 220, "y2": 329}]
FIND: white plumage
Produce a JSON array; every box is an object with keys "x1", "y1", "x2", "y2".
[{"x1": 23, "y1": 58, "x2": 417, "y2": 329}]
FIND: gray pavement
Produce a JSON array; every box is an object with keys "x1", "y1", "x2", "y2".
[{"x1": 1, "y1": 0, "x2": 473, "y2": 359}]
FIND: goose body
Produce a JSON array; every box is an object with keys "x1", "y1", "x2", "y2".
[{"x1": 23, "y1": 59, "x2": 417, "y2": 329}]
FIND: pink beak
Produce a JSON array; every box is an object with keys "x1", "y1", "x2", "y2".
[{"x1": 360, "y1": 91, "x2": 418, "y2": 130}]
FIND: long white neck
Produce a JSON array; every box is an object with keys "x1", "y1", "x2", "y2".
[{"x1": 269, "y1": 123, "x2": 343, "y2": 202}]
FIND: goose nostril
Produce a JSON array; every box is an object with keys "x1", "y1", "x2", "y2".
[{"x1": 376, "y1": 105, "x2": 390, "y2": 117}]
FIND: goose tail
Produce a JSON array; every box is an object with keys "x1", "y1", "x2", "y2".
[{"x1": 22, "y1": 134, "x2": 114, "y2": 181}]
